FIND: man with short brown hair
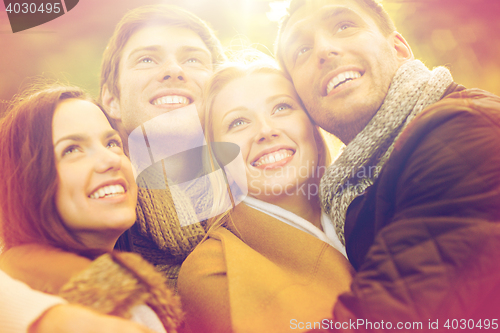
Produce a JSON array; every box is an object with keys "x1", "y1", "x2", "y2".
[
  {"x1": 98, "y1": 5, "x2": 228, "y2": 289},
  {"x1": 277, "y1": 0, "x2": 500, "y2": 330},
  {"x1": 100, "y1": 4, "x2": 224, "y2": 135}
]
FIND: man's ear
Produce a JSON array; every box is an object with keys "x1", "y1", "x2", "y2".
[
  {"x1": 101, "y1": 85, "x2": 121, "y2": 120},
  {"x1": 391, "y1": 32, "x2": 413, "y2": 65}
]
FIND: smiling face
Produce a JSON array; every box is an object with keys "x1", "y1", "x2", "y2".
[
  {"x1": 52, "y1": 99, "x2": 138, "y2": 250},
  {"x1": 211, "y1": 72, "x2": 319, "y2": 203},
  {"x1": 279, "y1": 0, "x2": 411, "y2": 143},
  {"x1": 108, "y1": 24, "x2": 213, "y2": 134}
]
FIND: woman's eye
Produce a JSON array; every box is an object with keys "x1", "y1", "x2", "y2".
[
  {"x1": 62, "y1": 145, "x2": 80, "y2": 156},
  {"x1": 186, "y1": 58, "x2": 200, "y2": 64},
  {"x1": 274, "y1": 103, "x2": 292, "y2": 114},
  {"x1": 229, "y1": 118, "x2": 247, "y2": 129}
]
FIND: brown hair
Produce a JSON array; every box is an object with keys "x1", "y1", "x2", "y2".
[
  {"x1": 99, "y1": 4, "x2": 225, "y2": 102},
  {"x1": 0, "y1": 84, "x2": 112, "y2": 254},
  {"x1": 275, "y1": 0, "x2": 396, "y2": 71}
]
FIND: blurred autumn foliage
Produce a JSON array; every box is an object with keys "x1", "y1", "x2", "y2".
[
  {"x1": 385, "y1": 0, "x2": 500, "y2": 99},
  {"x1": 1, "y1": 0, "x2": 499, "y2": 114}
]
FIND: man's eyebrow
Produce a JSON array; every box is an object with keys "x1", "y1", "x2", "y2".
[
  {"x1": 179, "y1": 46, "x2": 211, "y2": 58},
  {"x1": 320, "y1": 6, "x2": 354, "y2": 22},
  {"x1": 282, "y1": 23, "x2": 304, "y2": 53},
  {"x1": 103, "y1": 129, "x2": 120, "y2": 139},
  {"x1": 283, "y1": 6, "x2": 356, "y2": 49},
  {"x1": 126, "y1": 45, "x2": 162, "y2": 61}
]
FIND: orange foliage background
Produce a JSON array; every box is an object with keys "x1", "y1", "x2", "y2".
[{"x1": 1, "y1": 0, "x2": 499, "y2": 113}]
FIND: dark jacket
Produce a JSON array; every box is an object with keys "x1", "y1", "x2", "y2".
[{"x1": 323, "y1": 87, "x2": 500, "y2": 332}]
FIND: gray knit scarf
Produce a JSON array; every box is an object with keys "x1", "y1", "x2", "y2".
[{"x1": 320, "y1": 60, "x2": 453, "y2": 245}]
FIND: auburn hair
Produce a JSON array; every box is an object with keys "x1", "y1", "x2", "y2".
[{"x1": 0, "y1": 84, "x2": 110, "y2": 255}]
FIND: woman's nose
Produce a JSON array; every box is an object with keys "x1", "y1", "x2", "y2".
[
  {"x1": 94, "y1": 147, "x2": 122, "y2": 173},
  {"x1": 255, "y1": 118, "x2": 280, "y2": 143}
]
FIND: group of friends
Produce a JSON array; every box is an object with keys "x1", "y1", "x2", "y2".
[{"x1": 1, "y1": 0, "x2": 500, "y2": 332}]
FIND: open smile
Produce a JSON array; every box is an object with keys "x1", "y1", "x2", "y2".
[
  {"x1": 89, "y1": 183, "x2": 127, "y2": 199},
  {"x1": 151, "y1": 95, "x2": 191, "y2": 106},
  {"x1": 251, "y1": 148, "x2": 295, "y2": 167},
  {"x1": 89, "y1": 184, "x2": 125, "y2": 199},
  {"x1": 326, "y1": 70, "x2": 362, "y2": 95}
]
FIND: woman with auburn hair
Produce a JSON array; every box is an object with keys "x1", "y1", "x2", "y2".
[
  {"x1": 177, "y1": 58, "x2": 354, "y2": 333},
  {"x1": 0, "y1": 84, "x2": 182, "y2": 333}
]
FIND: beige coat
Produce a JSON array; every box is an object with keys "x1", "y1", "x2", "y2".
[{"x1": 178, "y1": 203, "x2": 354, "y2": 333}]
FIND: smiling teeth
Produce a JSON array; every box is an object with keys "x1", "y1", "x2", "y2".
[
  {"x1": 152, "y1": 95, "x2": 189, "y2": 106},
  {"x1": 253, "y1": 149, "x2": 294, "y2": 167},
  {"x1": 327, "y1": 71, "x2": 361, "y2": 94},
  {"x1": 90, "y1": 185, "x2": 125, "y2": 199}
]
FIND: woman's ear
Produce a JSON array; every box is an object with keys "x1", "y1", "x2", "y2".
[
  {"x1": 101, "y1": 85, "x2": 121, "y2": 120},
  {"x1": 391, "y1": 32, "x2": 413, "y2": 65}
]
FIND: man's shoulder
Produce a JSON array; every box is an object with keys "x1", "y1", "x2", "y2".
[
  {"x1": 421, "y1": 87, "x2": 500, "y2": 127},
  {"x1": 438, "y1": 87, "x2": 500, "y2": 117},
  {"x1": 395, "y1": 87, "x2": 500, "y2": 152}
]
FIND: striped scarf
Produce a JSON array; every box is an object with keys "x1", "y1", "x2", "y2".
[{"x1": 320, "y1": 60, "x2": 453, "y2": 245}]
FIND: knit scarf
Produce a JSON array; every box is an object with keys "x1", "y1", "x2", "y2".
[
  {"x1": 132, "y1": 168, "x2": 210, "y2": 289},
  {"x1": 320, "y1": 60, "x2": 453, "y2": 245}
]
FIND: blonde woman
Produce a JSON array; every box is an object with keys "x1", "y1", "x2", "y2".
[{"x1": 178, "y1": 60, "x2": 354, "y2": 333}]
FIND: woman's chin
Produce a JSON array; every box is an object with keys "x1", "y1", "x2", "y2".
[{"x1": 97, "y1": 214, "x2": 137, "y2": 234}]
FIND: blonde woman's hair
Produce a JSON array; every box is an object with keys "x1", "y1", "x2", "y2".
[{"x1": 202, "y1": 52, "x2": 331, "y2": 229}]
